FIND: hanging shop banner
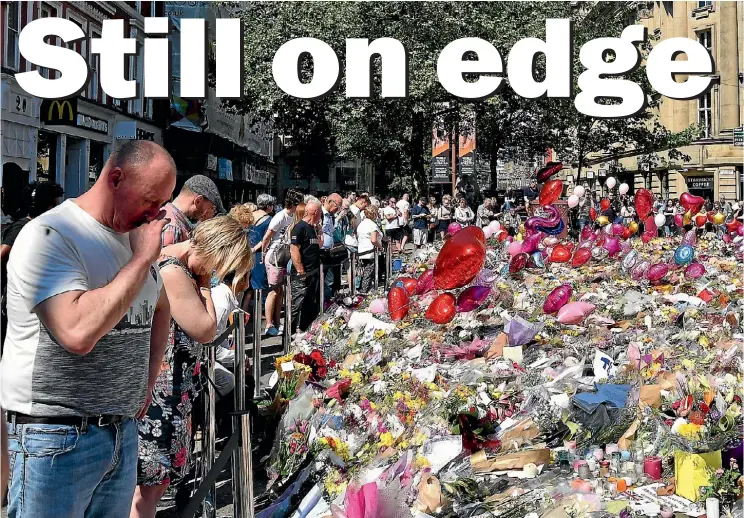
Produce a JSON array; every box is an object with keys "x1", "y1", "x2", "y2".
[
  {"x1": 218, "y1": 158, "x2": 233, "y2": 181},
  {"x1": 687, "y1": 176, "x2": 713, "y2": 190},
  {"x1": 41, "y1": 98, "x2": 77, "y2": 125},
  {"x1": 206, "y1": 154, "x2": 218, "y2": 171},
  {"x1": 431, "y1": 116, "x2": 451, "y2": 184}
]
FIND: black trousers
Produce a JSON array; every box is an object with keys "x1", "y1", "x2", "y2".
[{"x1": 290, "y1": 272, "x2": 320, "y2": 333}]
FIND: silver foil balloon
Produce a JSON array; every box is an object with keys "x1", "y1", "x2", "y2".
[
  {"x1": 591, "y1": 246, "x2": 609, "y2": 261},
  {"x1": 622, "y1": 250, "x2": 638, "y2": 270}
]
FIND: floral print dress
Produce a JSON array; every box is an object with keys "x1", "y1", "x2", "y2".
[{"x1": 137, "y1": 256, "x2": 204, "y2": 487}]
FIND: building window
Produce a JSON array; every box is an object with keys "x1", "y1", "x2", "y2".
[
  {"x1": 698, "y1": 91, "x2": 712, "y2": 138},
  {"x1": 66, "y1": 13, "x2": 86, "y2": 94},
  {"x1": 697, "y1": 29, "x2": 712, "y2": 56},
  {"x1": 4, "y1": 1, "x2": 21, "y2": 70},
  {"x1": 697, "y1": 0, "x2": 711, "y2": 7},
  {"x1": 89, "y1": 28, "x2": 102, "y2": 101},
  {"x1": 129, "y1": 55, "x2": 142, "y2": 116}
]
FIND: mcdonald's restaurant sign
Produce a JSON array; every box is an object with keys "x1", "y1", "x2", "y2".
[{"x1": 41, "y1": 98, "x2": 78, "y2": 125}]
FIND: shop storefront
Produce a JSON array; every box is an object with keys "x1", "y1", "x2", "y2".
[
  {"x1": 39, "y1": 98, "x2": 114, "y2": 199},
  {"x1": 1, "y1": 75, "x2": 40, "y2": 207},
  {"x1": 684, "y1": 174, "x2": 715, "y2": 202}
]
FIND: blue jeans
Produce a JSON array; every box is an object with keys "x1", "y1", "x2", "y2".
[{"x1": 6, "y1": 418, "x2": 138, "y2": 518}]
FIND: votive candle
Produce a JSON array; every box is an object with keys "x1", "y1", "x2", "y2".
[{"x1": 644, "y1": 456, "x2": 663, "y2": 480}]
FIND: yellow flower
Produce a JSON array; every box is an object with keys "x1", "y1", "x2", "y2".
[
  {"x1": 399, "y1": 440, "x2": 409, "y2": 449},
  {"x1": 378, "y1": 432, "x2": 394, "y2": 448},
  {"x1": 275, "y1": 353, "x2": 295, "y2": 370},
  {"x1": 414, "y1": 455, "x2": 431, "y2": 470},
  {"x1": 678, "y1": 423, "x2": 703, "y2": 439}
]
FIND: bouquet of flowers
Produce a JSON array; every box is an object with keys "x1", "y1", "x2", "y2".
[
  {"x1": 293, "y1": 349, "x2": 328, "y2": 381},
  {"x1": 700, "y1": 458, "x2": 742, "y2": 508},
  {"x1": 269, "y1": 418, "x2": 311, "y2": 481}
]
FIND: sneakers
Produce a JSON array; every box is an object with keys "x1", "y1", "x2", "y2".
[{"x1": 264, "y1": 326, "x2": 280, "y2": 338}]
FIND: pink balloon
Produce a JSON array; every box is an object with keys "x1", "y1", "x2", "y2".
[
  {"x1": 447, "y1": 222, "x2": 462, "y2": 235},
  {"x1": 645, "y1": 216, "x2": 657, "y2": 234},
  {"x1": 603, "y1": 236, "x2": 621, "y2": 257},
  {"x1": 509, "y1": 253, "x2": 529, "y2": 274},
  {"x1": 416, "y1": 269, "x2": 435, "y2": 295},
  {"x1": 521, "y1": 232, "x2": 544, "y2": 254},
  {"x1": 580, "y1": 226, "x2": 594, "y2": 242},
  {"x1": 369, "y1": 298, "x2": 388, "y2": 314},
  {"x1": 483, "y1": 226, "x2": 494, "y2": 239},
  {"x1": 646, "y1": 263, "x2": 669, "y2": 282},
  {"x1": 682, "y1": 229, "x2": 697, "y2": 246},
  {"x1": 456, "y1": 286, "x2": 491, "y2": 313},
  {"x1": 631, "y1": 261, "x2": 650, "y2": 281},
  {"x1": 611, "y1": 223, "x2": 624, "y2": 237},
  {"x1": 488, "y1": 220, "x2": 501, "y2": 233},
  {"x1": 557, "y1": 302, "x2": 596, "y2": 325},
  {"x1": 738, "y1": 226, "x2": 744, "y2": 237},
  {"x1": 543, "y1": 284, "x2": 573, "y2": 314},
  {"x1": 684, "y1": 262, "x2": 706, "y2": 280},
  {"x1": 475, "y1": 268, "x2": 498, "y2": 285},
  {"x1": 674, "y1": 214, "x2": 684, "y2": 228},
  {"x1": 508, "y1": 241, "x2": 523, "y2": 257}
]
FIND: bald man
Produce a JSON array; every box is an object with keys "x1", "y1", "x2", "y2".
[
  {"x1": 290, "y1": 199, "x2": 323, "y2": 334},
  {"x1": 1, "y1": 140, "x2": 176, "y2": 518}
]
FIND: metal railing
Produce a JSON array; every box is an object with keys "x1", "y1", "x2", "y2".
[
  {"x1": 283, "y1": 277, "x2": 292, "y2": 353},
  {"x1": 252, "y1": 291, "x2": 262, "y2": 400}
]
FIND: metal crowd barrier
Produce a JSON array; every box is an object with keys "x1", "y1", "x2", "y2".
[
  {"x1": 385, "y1": 239, "x2": 393, "y2": 287},
  {"x1": 283, "y1": 277, "x2": 292, "y2": 353},
  {"x1": 252, "y1": 291, "x2": 262, "y2": 400},
  {"x1": 181, "y1": 312, "x2": 254, "y2": 518},
  {"x1": 349, "y1": 251, "x2": 357, "y2": 297}
]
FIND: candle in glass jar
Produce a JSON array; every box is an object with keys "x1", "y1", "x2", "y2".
[
  {"x1": 644, "y1": 456, "x2": 663, "y2": 480},
  {"x1": 605, "y1": 443, "x2": 619, "y2": 456},
  {"x1": 600, "y1": 460, "x2": 610, "y2": 477},
  {"x1": 593, "y1": 448, "x2": 604, "y2": 461}
]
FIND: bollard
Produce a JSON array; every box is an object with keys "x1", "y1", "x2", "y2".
[
  {"x1": 231, "y1": 316, "x2": 254, "y2": 518},
  {"x1": 319, "y1": 265, "x2": 325, "y2": 313},
  {"x1": 252, "y1": 290, "x2": 262, "y2": 400},
  {"x1": 283, "y1": 277, "x2": 292, "y2": 354},
  {"x1": 202, "y1": 345, "x2": 217, "y2": 518},
  {"x1": 350, "y1": 251, "x2": 357, "y2": 297}
]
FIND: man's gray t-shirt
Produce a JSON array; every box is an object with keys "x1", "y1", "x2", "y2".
[{"x1": 0, "y1": 200, "x2": 162, "y2": 417}]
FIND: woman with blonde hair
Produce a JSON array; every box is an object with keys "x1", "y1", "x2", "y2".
[
  {"x1": 132, "y1": 216, "x2": 253, "y2": 518},
  {"x1": 229, "y1": 203, "x2": 256, "y2": 230},
  {"x1": 356, "y1": 204, "x2": 384, "y2": 293}
]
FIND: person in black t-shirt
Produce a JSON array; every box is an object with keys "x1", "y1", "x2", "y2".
[
  {"x1": 1, "y1": 181, "x2": 63, "y2": 349},
  {"x1": 290, "y1": 199, "x2": 322, "y2": 334},
  {"x1": 523, "y1": 180, "x2": 539, "y2": 208}
]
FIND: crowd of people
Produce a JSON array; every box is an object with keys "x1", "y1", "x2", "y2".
[{"x1": 0, "y1": 141, "x2": 743, "y2": 518}]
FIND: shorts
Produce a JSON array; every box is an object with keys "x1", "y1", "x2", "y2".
[
  {"x1": 266, "y1": 263, "x2": 286, "y2": 287},
  {"x1": 386, "y1": 228, "x2": 403, "y2": 242},
  {"x1": 438, "y1": 220, "x2": 450, "y2": 233},
  {"x1": 413, "y1": 228, "x2": 428, "y2": 246}
]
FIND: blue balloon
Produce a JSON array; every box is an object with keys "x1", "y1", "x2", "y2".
[
  {"x1": 674, "y1": 244, "x2": 695, "y2": 265},
  {"x1": 537, "y1": 218, "x2": 565, "y2": 236},
  {"x1": 500, "y1": 263, "x2": 510, "y2": 277},
  {"x1": 530, "y1": 251, "x2": 545, "y2": 268}
]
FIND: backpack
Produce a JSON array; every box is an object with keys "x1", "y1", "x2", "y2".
[{"x1": 267, "y1": 224, "x2": 292, "y2": 268}]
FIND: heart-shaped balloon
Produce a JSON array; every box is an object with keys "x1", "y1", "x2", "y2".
[
  {"x1": 631, "y1": 260, "x2": 650, "y2": 281},
  {"x1": 539, "y1": 179, "x2": 563, "y2": 207},
  {"x1": 509, "y1": 252, "x2": 529, "y2": 274},
  {"x1": 571, "y1": 248, "x2": 592, "y2": 267},
  {"x1": 426, "y1": 293, "x2": 457, "y2": 324},
  {"x1": 550, "y1": 244, "x2": 571, "y2": 263},
  {"x1": 396, "y1": 277, "x2": 418, "y2": 296},
  {"x1": 603, "y1": 236, "x2": 621, "y2": 257},
  {"x1": 589, "y1": 207, "x2": 597, "y2": 221},
  {"x1": 635, "y1": 189, "x2": 653, "y2": 221},
  {"x1": 673, "y1": 214, "x2": 684, "y2": 228},
  {"x1": 387, "y1": 286, "x2": 410, "y2": 321},
  {"x1": 536, "y1": 161, "x2": 563, "y2": 182},
  {"x1": 416, "y1": 269, "x2": 435, "y2": 295},
  {"x1": 641, "y1": 231, "x2": 655, "y2": 244},
  {"x1": 434, "y1": 230, "x2": 486, "y2": 289},
  {"x1": 543, "y1": 284, "x2": 572, "y2": 314},
  {"x1": 457, "y1": 225, "x2": 487, "y2": 245},
  {"x1": 529, "y1": 251, "x2": 546, "y2": 269},
  {"x1": 684, "y1": 262, "x2": 706, "y2": 280},
  {"x1": 680, "y1": 192, "x2": 704, "y2": 216},
  {"x1": 600, "y1": 198, "x2": 610, "y2": 211},
  {"x1": 621, "y1": 227, "x2": 632, "y2": 240},
  {"x1": 557, "y1": 301, "x2": 595, "y2": 325},
  {"x1": 726, "y1": 219, "x2": 741, "y2": 233},
  {"x1": 645, "y1": 215, "x2": 657, "y2": 234},
  {"x1": 611, "y1": 223, "x2": 624, "y2": 237},
  {"x1": 456, "y1": 286, "x2": 491, "y2": 313},
  {"x1": 646, "y1": 263, "x2": 669, "y2": 282},
  {"x1": 521, "y1": 231, "x2": 544, "y2": 254},
  {"x1": 508, "y1": 241, "x2": 523, "y2": 257},
  {"x1": 580, "y1": 225, "x2": 594, "y2": 242},
  {"x1": 695, "y1": 214, "x2": 707, "y2": 227}
]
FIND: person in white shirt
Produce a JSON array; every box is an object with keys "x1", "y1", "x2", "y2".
[
  {"x1": 356, "y1": 205, "x2": 384, "y2": 293},
  {"x1": 348, "y1": 194, "x2": 369, "y2": 230},
  {"x1": 396, "y1": 194, "x2": 410, "y2": 253},
  {"x1": 454, "y1": 198, "x2": 475, "y2": 226},
  {"x1": 383, "y1": 199, "x2": 402, "y2": 253}
]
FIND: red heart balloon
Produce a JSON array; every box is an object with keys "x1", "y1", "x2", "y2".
[
  {"x1": 589, "y1": 207, "x2": 597, "y2": 221},
  {"x1": 509, "y1": 252, "x2": 529, "y2": 274},
  {"x1": 416, "y1": 269, "x2": 435, "y2": 295},
  {"x1": 456, "y1": 225, "x2": 486, "y2": 245},
  {"x1": 621, "y1": 227, "x2": 632, "y2": 240},
  {"x1": 707, "y1": 212, "x2": 715, "y2": 223},
  {"x1": 571, "y1": 247, "x2": 592, "y2": 267},
  {"x1": 539, "y1": 179, "x2": 563, "y2": 207},
  {"x1": 726, "y1": 219, "x2": 740, "y2": 233},
  {"x1": 397, "y1": 277, "x2": 418, "y2": 296},
  {"x1": 600, "y1": 198, "x2": 610, "y2": 211},
  {"x1": 641, "y1": 231, "x2": 654, "y2": 244},
  {"x1": 680, "y1": 192, "x2": 704, "y2": 216},
  {"x1": 674, "y1": 214, "x2": 684, "y2": 228},
  {"x1": 695, "y1": 214, "x2": 707, "y2": 227},
  {"x1": 426, "y1": 293, "x2": 457, "y2": 324},
  {"x1": 536, "y1": 161, "x2": 563, "y2": 183},
  {"x1": 645, "y1": 215, "x2": 657, "y2": 233},
  {"x1": 387, "y1": 286, "x2": 410, "y2": 322},
  {"x1": 634, "y1": 189, "x2": 653, "y2": 221},
  {"x1": 433, "y1": 230, "x2": 486, "y2": 289},
  {"x1": 550, "y1": 244, "x2": 571, "y2": 263},
  {"x1": 497, "y1": 230, "x2": 509, "y2": 242}
]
